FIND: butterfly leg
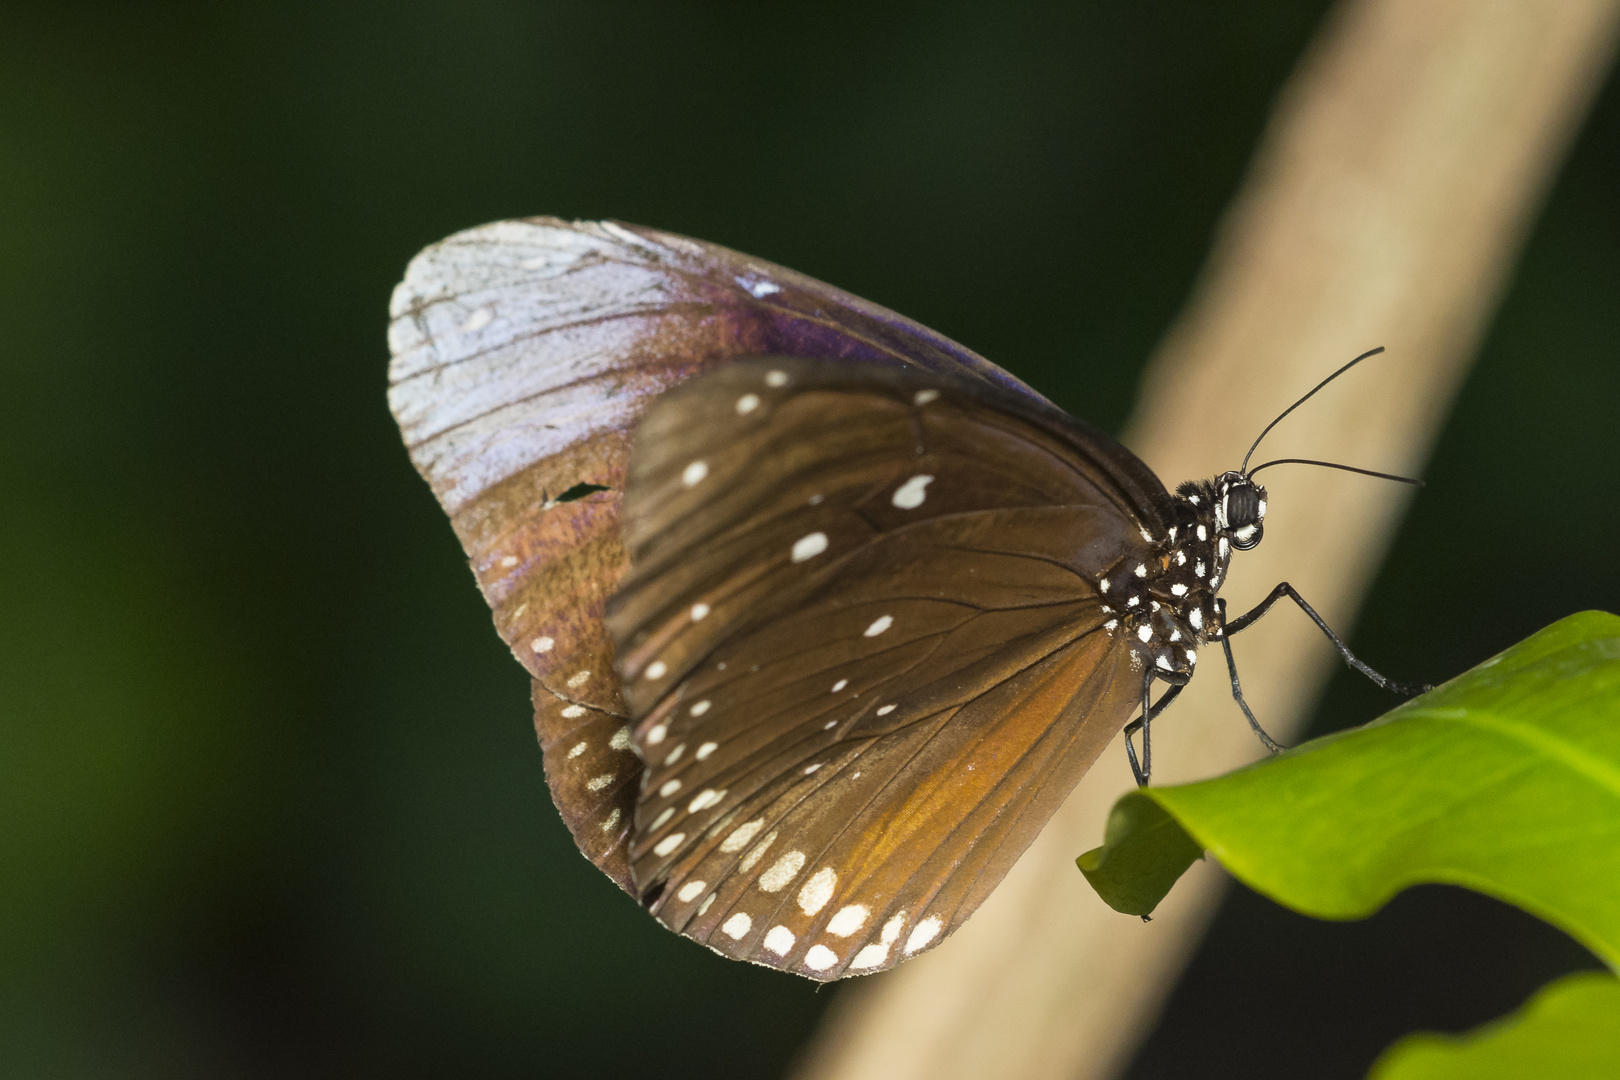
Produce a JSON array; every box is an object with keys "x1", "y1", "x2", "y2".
[
  {"x1": 1215, "y1": 598, "x2": 1286, "y2": 753},
  {"x1": 1123, "y1": 677, "x2": 1185, "y2": 787},
  {"x1": 1223, "y1": 583, "x2": 1433, "y2": 696}
]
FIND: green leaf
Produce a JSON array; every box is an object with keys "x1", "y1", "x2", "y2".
[
  {"x1": 1076, "y1": 793, "x2": 1203, "y2": 917},
  {"x1": 1367, "y1": 971, "x2": 1620, "y2": 1079},
  {"x1": 1077, "y1": 611, "x2": 1620, "y2": 970}
]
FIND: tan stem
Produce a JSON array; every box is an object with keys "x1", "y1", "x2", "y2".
[{"x1": 792, "y1": 2, "x2": 1620, "y2": 1078}]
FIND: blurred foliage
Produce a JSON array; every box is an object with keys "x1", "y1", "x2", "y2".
[
  {"x1": 0, "y1": 3, "x2": 1613, "y2": 1079},
  {"x1": 1370, "y1": 972, "x2": 1620, "y2": 1080}
]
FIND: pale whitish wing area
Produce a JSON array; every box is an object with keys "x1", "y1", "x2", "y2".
[
  {"x1": 605, "y1": 359, "x2": 1154, "y2": 979},
  {"x1": 385, "y1": 218, "x2": 1047, "y2": 892}
]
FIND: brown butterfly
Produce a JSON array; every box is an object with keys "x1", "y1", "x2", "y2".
[{"x1": 387, "y1": 218, "x2": 1423, "y2": 981}]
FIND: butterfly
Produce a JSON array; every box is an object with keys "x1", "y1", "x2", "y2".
[{"x1": 387, "y1": 218, "x2": 1424, "y2": 981}]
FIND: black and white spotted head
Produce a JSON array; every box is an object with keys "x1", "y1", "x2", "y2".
[{"x1": 1213, "y1": 470, "x2": 1268, "y2": 551}]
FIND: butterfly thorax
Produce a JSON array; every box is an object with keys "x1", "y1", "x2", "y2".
[{"x1": 1098, "y1": 471, "x2": 1267, "y2": 682}]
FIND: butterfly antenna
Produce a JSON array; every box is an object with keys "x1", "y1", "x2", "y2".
[
  {"x1": 1247, "y1": 458, "x2": 1423, "y2": 487},
  {"x1": 1240, "y1": 347, "x2": 1386, "y2": 474}
]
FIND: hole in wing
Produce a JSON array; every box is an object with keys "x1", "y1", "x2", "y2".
[{"x1": 552, "y1": 482, "x2": 613, "y2": 505}]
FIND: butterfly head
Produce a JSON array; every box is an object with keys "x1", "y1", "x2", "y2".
[{"x1": 1214, "y1": 470, "x2": 1267, "y2": 551}]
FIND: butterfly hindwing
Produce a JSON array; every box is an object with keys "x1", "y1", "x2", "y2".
[
  {"x1": 606, "y1": 358, "x2": 1166, "y2": 976},
  {"x1": 387, "y1": 220, "x2": 1052, "y2": 892}
]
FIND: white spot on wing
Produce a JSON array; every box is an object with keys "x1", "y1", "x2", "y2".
[
  {"x1": 831, "y1": 679, "x2": 848, "y2": 693},
  {"x1": 1171, "y1": 583, "x2": 1188, "y2": 596},
  {"x1": 864, "y1": 615, "x2": 893, "y2": 637},
  {"x1": 798, "y1": 867, "x2": 837, "y2": 915},
  {"x1": 561, "y1": 704, "x2": 585, "y2": 719},
  {"x1": 652, "y1": 807, "x2": 674, "y2": 829},
  {"x1": 850, "y1": 943, "x2": 889, "y2": 970},
  {"x1": 689, "y1": 700, "x2": 711, "y2": 717},
  {"x1": 653, "y1": 832, "x2": 685, "y2": 857},
  {"x1": 646, "y1": 724, "x2": 667, "y2": 745},
  {"x1": 891, "y1": 474, "x2": 934, "y2": 509},
  {"x1": 677, "y1": 880, "x2": 707, "y2": 902},
  {"x1": 738, "y1": 830, "x2": 777, "y2": 872},
  {"x1": 739, "y1": 277, "x2": 781, "y2": 298},
  {"x1": 696, "y1": 741, "x2": 718, "y2": 760},
  {"x1": 905, "y1": 915, "x2": 943, "y2": 954},
  {"x1": 759, "y1": 850, "x2": 806, "y2": 892},
  {"x1": 645, "y1": 661, "x2": 668, "y2": 680},
  {"x1": 913, "y1": 389, "x2": 940, "y2": 405},
  {"x1": 587, "y1": 774, "x2": 614, "y2": 791},
  {"x1": 697, "y1": 894, "x2": 715, "y2": 916},
  {"x1": 736, "y1": 393, "x2": 761, "y2": 415},
  {"x1": 804, "y1": 944, "x2": 838, "y2": 971},
  {"x1": 500, "y1": 555, "x2": 518, "y2": 568},
  {"x1": 690, "y1": 602, "x2": 711, "y2": 621},
  {"x1": 567, "y1": 741, "x2": 587, "y2": 759},
  {"x1": 664, "y1": 744, "x2": 684, "y2": 765},
  {"x1": 880, "y1": 914, "x2": 905, "y2": 944},
  {"x1": 688, "y1": 788, "x2": 725, "y2": 812},
  {"x1": 600, "y1": 807, "x2": 620, "y2": 831},
  {"x1": 682, "y1": 460, "x2": 709, "y2": 487},
  {"x1": 659, "y1": 779, "x2": 682, "y2": 797},
  {"x1": 764, "y1": 925, "x2": 796, "y2": 955},
  {"x1": 765, "y1": 369, "x2": 789, "y2": 387},
  {"x1": 876, "y1": 704, "x2": 896, "y2": 716},
  {"x1": 610, "y1": 726, "x2": 632, "y2": 751},
  {"x1": 722, "y1": 912, "x2": 752, "y2": 939},
  {"x1": 721, "y1": 819, "x2": 764, "y2": 853},
  {"x1": 826, "y1": 904, "x2": 868, "y2": 936},
  {"x1": 531, "y1": 636, "x2": 554, "y2": 654},
  {"x1": 792, "y1": 532, "x2": 829, "y2": 562},
  {"x1": 1189, "y1": 608, "x2": 1203, "y2": 630},
  {"x1": 1137, "y1": 624, "x2": 1153, "y2": 643}
]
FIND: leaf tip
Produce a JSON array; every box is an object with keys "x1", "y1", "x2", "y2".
[{"x1": 1078, "y1": 793, "x2": 1205, "y2": 918}]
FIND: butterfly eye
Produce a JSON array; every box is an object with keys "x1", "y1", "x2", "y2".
[{"x1": 1222, "y1": 483, "x2": 1263, "y2": 531}]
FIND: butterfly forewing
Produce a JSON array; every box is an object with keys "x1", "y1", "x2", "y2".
[
  {"x1": 606, "y1": 358, "x2": 1165, "y2": 977},
  {"x1": 388, "y1": 220, "x2": 1052, "y2": 892}
]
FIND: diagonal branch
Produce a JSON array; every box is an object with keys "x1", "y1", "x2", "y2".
[{"x1": 792, "y1": 2, "x2": 1620, "y2": 1078}]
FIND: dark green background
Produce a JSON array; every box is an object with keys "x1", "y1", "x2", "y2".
[{"x1": 3, "y1": 4, "x2": 1615, "y2": 1078}]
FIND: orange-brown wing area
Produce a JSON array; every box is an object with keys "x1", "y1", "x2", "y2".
[
  {"x1": 605, "y1": 358, "x2": 1162, "y2": 977},
  {"x1": 386, "y1": 219, "x2": 1048, "y2": 892}
]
